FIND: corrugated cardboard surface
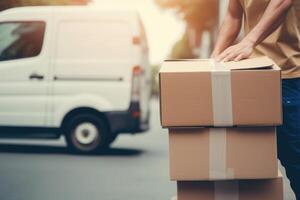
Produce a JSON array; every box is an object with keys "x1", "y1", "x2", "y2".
[
  {"x1": 160, "y1": 57, "x2": 282, "y2": 127},
  {"x1": 177, "y1": 175, "x2": 283, "y2": 200},
  {"x1": 169, "y1": 127, "x2": 278, "y2": 181}
]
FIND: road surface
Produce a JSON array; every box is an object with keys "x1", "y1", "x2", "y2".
[{"x1": 0, "y1": 98, "x2": 296, "y2": 200}]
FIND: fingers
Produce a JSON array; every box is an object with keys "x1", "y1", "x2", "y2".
[
  {"x1": 216, "y1": 47, "x2": 232, "y2": 62},
  {"x1": 216, "y1": 46, "x2": 249, "y2": 62},
  {"x1": 234, "y1": 53, "x2": 246, "y2": 62},
  {"x1": 210, "y1": 52, "x2": 218, "y2": 59},
  {"x1": 223, "y1": 52, "x2": 238, "y2": 62},
  {"x1": 215, "y1": 43, "x2": 253, "y2": 62}
]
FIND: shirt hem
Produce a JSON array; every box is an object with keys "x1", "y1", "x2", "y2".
[{"x1": 282, "y1": 73, "x2": 300, "y2": 79}]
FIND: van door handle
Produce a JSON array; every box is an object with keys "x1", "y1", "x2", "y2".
[{"x1": 29, "y1": 73, "x2": 44, "y2": 80}]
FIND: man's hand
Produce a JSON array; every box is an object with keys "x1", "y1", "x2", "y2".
[
  {"x1": 216, "y1": 39, "x2": 254, "y2": 62},
  {"x1": 211, "y1": 0, "x2": 243, "y2": 61},
  {"x1": 212, "y1": 0, "x2": 292, "y2": 62}
]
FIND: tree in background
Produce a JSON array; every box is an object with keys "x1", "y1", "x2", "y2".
[
  {"x1": 0, "y1": 0, "x2": 90, "y2": 11},
  {"x1": 155, "y1": 0, "x2": 218, "y2": 59},
  {"x1": 169, "y1": 31, "x2": 196, "y2": 59},
  {"x1": 155, "y1": 0, "x2": 218, "y2": 32}
]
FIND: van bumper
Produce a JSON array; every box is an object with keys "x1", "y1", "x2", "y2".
[{"x1": 104, "y1": 102, "x2": 149, "y2": 134}]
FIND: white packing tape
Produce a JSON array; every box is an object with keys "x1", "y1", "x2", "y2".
[
  {"x1": 215, "y1": 181, "x2": 239, "y2": 200},
  {"x1": 210, "y1": 59, "x2": 233, "y2": 127},
  {"x1": 209, "y1": 128, "x2": 227, "y2": 180}
]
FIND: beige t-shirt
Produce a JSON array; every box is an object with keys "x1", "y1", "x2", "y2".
[{"x1": 239, "y1": 0, "x2": 300, "y2": 79}]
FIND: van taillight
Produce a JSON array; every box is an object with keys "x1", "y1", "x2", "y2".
[
  {"x1": 132, "y1": 36, "x2": 141, "y2": 45},
  {"x1": 131, "y1": 66, "x2": 143, "y2": 102},
  {"x1": 133, "y1": 65, "x2": 143, "y2": 75}
]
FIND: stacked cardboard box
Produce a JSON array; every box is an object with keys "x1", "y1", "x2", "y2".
[{"x1": 159, "y1": 57, "x2": 283, "y2": 200}]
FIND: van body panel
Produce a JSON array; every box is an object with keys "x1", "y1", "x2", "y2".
[{"x1": 52, "y1": 93, "x2": 116, "y2": 127}]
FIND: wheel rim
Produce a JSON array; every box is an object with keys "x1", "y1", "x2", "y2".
[{"x1": 74, "y1": 122, "x2": 99, "y2": 145}]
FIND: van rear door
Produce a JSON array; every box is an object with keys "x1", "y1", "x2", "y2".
[{"x1": 136, "y1": 19, "x2": 151, "y2": 124}]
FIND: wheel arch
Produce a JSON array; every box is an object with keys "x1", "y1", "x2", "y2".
[{"x1": 60, "y1": 107, "x2": 111, "y2": 134}]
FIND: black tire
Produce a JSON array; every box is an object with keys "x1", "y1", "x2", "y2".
[{"x1": 64, "y1": 113, "x2": 111, "y2": 153}]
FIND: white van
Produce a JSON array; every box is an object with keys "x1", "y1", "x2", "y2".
[{"x1": 0, "y1": 6, "x2": 151, "y2": 153}]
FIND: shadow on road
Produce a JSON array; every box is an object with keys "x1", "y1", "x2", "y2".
[{"x1": 0, "y1": 144, "x2": 144, "y2": 156}]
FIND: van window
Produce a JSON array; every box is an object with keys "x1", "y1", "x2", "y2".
[
  {"x1": 56, "y1": 21, "x2": 132, "y2": 61},
  {"x1": 0, "y1": 22, "x2": 45, "y2": 61}
]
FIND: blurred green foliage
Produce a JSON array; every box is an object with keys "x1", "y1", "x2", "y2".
[
  {"x1": 151, "y1": 64, "x2": 160, "y2": 97},
  {"x1": 169, "y1": 32, "x2": 196, "y2": 59},
  {"x1": 0, "y1": 0, "x2": 89, "y2": 11}
]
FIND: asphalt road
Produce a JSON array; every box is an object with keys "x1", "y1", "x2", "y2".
[{"x1": 0, "y1": 98, "x2": 296, "y2": 200}]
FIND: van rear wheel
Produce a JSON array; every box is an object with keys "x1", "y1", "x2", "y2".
[{"x1": 64, "y1": 113, "x2": 111, "y2": 153}]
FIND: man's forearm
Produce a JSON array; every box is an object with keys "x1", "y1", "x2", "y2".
[
  {"x1": 212, "y1": 15, "x2": 242, "y2": 56},
  {"x1": 243, "y1": 0, "x2": 292, "y2": 46},
  {"x1": 216, "y1": 0, "x2": 293, "y2": 62},
  {"x1": 212, "y1": 0, "x2": 243, "y2": 57}
]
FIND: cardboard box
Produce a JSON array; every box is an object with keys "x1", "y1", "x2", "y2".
[
  {"x1": 176, "y1": 174, "x2": 283, "y2": 200},
  {"x1": 169, "y1": 127, "x2": 278, "y2": 181},
  {"x1": 159, "y1": 56, "x2": 282, "y2": 127}
]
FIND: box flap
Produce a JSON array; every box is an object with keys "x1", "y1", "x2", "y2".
[
  {"x1": 160, "y1": 56, "x2": 276, "y2": 74},
  {"x1": 160, "y1": 59, "x2": 212, "y2": 73},
  {"x1": 224, "y1": 56, "x2": 274, "y2": 70}
]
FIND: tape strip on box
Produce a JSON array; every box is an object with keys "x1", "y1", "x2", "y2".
[
  {"x1": 209, "y1": 128, "x2": 227, "y2": 179},
  {"x1": 210, "y1": 59, "x2": 233, "y2": 127},
  {"x1": 209, "y1": 128, "x2": 235, "y2": 180}
]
